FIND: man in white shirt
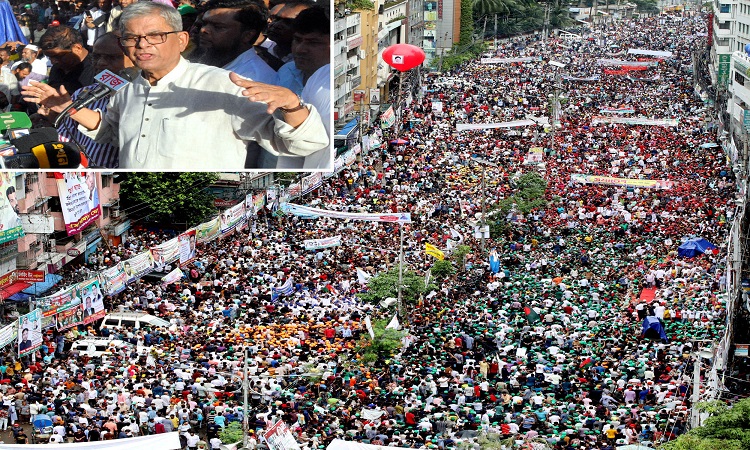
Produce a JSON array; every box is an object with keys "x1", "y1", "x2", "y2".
[
  {"x1": 23, "y1": 1, "x2": 327, "y2": 170},
  {"x1": 199, "y1": 0, "x2": 277, "y2": 84},
  {"x1": 21, "y1": 45, "x2": 48, "y2": 77},
  {"x1": 275, "y1": 6, "x2": 330, "y2": 169}
]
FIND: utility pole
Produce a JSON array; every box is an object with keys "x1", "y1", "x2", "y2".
[
  {"x1": 243, "y1": 346, "x2": 249, "y2": 448},
  {"x1": 397, "y1": 224, "x2": 405, "y2": 324},
  {"x1": 471, "y1": 156, "x2": 498, "y2": 254},
  {"x1": 494, "y1": 14, "x2": 498, "y2": 53}
]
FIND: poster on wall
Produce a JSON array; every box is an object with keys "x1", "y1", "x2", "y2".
[
  {"x1": 54, "y1": 172, "x2": 101, "y2": 236},
  {"x1": 0, "y1": 172, "x2": 24, "y2": 244}
]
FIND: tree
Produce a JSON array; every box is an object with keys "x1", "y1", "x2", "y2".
[
  {"x1": 357, "y1": 268, "x2": 437, "y2": 305},
  {"x1": 460, "y1": 0, "x2": 475, "y2": 46},
  {"x1": 431, "y1": 259, "x2": 455, "y2": 280},
  {"x1": 355, "y1": 319, "x2": 406, "y2": 365},
  {"x1": 662, "y1": 398, "x2": 750, "y2": 450},
  {"x1": 218, "y1": 422, "x2": 244, "y2": 445},
  {"x1": 489, "y1": 171, "x2": 548, "y2": 239},
  {"x1": 119, "y1": 173, "x2": 219, "y2": 228}
]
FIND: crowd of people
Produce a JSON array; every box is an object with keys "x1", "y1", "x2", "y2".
[
  {"x1": 0, "y1": 9, "x2": 743, "y2": 450},
  {"x1": 1, "y1": 0, "x2": 331, "y2": 170}
]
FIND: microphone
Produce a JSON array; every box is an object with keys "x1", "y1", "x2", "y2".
[
  {"x1": 53, "y1": 69, "x2": 133, "y2": 127},
  {"x1": 2, "y1": 142, "x2": 83, "y2": 168}
]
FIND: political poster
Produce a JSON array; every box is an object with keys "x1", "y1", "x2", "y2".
[
  {"x1": 161, "y1": 268, "x2": 184, "y2": 286},
  {"x1": 0, "y1": 323, "x2": 16, "y2": 351},
  {"x1": 57, "y1": 304, "x2": 84, "y2": 331},
  {"x1": 178, "y1": 230, "x2": 197, "y2": 266},
  {"x1": 54, "y1": 172, "x2": 101, "y2": 236},
  {"x1": 301, "y1": 173, "x2": 323, "y2": 196},
  {"x1": 79, "y1": 278, "x2": 105, "y2": 324},
  {"x1": 219, "y1": 202, "x2": 246, "y2": 234},
  {"x1": 303, "y1": 236, "x2": 342, "y2": 250},
  {"x1": 0, "y1": 172, "x2": 24, "y2": 245},
  {"x1": 380, "y1": 106, "x2": 395, "y2": 128},
  {"x1": 525, "y1": 147, "x2": 544, "y2": 164},
  {"x1": 101, "y1": 263, "x2": 128, "y2": 296},
  {"x1": 18, "y1": 309, "x2": 42, "y2": 357},
  {"x1": 41, "y1": 314, "x2": 57, "y2": 330},
  {"x1": 123, "y1": 251, "x2": 155, "y2": 284},
  {"x1": 196, "y1": 217, "x2": 220, "y2": 243},
  {"x1": 37, "y1": 285, "x2": 80, "y2": 317},
  {"x1": 263, "y1": 421, "x2": 301, "y2": 450},
  {"x1": 150, "y1": 237, "x2": 179, "y2": 271}
]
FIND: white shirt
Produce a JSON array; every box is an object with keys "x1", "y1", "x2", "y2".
[
  {"x1": 276, "y1": 64, "x2": 331, "y2": 170},
  {"x1": 223, "y1": 49, "x2": 277, "y2": 85},
  {"x1": 80, "y1": 57, "x2": 328, "y2": 170},
  {"x1": 29, "y1": 58, "x2": 48, "y2": 77}
]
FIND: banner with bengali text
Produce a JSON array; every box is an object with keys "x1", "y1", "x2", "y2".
[
  {"x1": 590, "y1": 116, "x2": 679, "y2": 127},
  {"x1": 79, "y1": 277, "x2": 105, "y2": 324},
  {"x1": 18, "y1": 309, "x2": 42, "y2": 357},
  {"x1": 220, "y1": 202, "x2": 247, "y2": 234},
  {"x1": 281, "y1": 203, "x2": 412, "y2": 223},
  {"x1": 57, "y1": 304, "x2": 83, "y2": 331},
  {"x1": 0, "y1": 172, "x2": 24, "y2": 245},
  {"x1": 0, "y1": 323, "x2": 16, "y2": 351},
  {"x1": 150, "y1": 237, "x2": 179, "y2": 271},
  {"x1": 178, "y1": 230, "x2": 197, "y2": 267},
  {"x1": 123, "y1": 251, "x2": 155, "y2": 284},
  {"x1": 303, "y1": 235, "x2": 342, "y2": 250},
  {"x1": 54, "y1": 172, "x2": 102, "y2": 236},
  {"x1": 570, "y1": 174, "x2": 675, "y2": 190},
  {"x1": 196, "y1": 217, "x2": 220, "y2": 243},
  {"x1": 101, "y1": 263, "x2": 128, "y2": 296}
]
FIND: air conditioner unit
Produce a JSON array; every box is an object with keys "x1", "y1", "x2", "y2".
[
  {"x1": 358, "y1": 49, "x2": 366, "y2": 59},
  {"x1": 111, "y1": 210, "x2": 120, "y2": 218}
]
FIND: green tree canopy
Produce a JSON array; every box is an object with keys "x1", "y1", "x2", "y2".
[
  {"x1": 662, "y1": 399, "x2": 750, "y2": 450},
  {"x1": 357, "y1": 268, "x2": 436, "y2": 305},
  {"x1": 119, "y1": 173, "x2": 219, "y2": 228}
]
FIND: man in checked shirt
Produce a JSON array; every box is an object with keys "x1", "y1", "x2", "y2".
[{"x1": 25, "y1": 32, "x2": 134, "y2": 168}]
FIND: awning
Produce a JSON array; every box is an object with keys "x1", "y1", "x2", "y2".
[
  {"x1": 334, "y1": 118, "x2": 359, "y2": 140},
  {"x1": 0, "y1": 281, "x2": 32, "y2": 300},
  {"x1": 22, "y1": 273, "x2": 63, "y2": 296},
  {"x1": 7, "y1": 292, "x2": 31, "y2": 302}
]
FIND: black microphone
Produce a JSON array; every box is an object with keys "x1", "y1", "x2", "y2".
[
  {"x1": 2, "y1": 142, "x2": 82, "y2": 168},
  {"x1": 10, "y1": 127, "x2": 59, "y2": 153},
  {"x1": 53, "y1": 69, "x2": 134, "y2": 127}
]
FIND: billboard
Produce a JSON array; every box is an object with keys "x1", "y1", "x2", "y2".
[
  {"x1": 219, "y1": 202, "x2": 246, "y2": 234},
  {"x1": 178, "y1": 230, "x2": 197, "y2": 266},
  {"x1": 18, "y1": 309, "x2": 42, "y2": 357},
  {"x1": 55, "y1": 172, "x2": 101, "y2": 236},
  {"x1": 150, "y1": 237, "x2": 179, "y2": 271}
]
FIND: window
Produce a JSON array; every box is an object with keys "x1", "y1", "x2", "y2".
[
  {"x1": 720, "y1": 4, "x2": 730, "y2": 13},
  {"x1": 736, "y1": 71, "x2": 746, "y2": 86},
  {"x1": 103, "y1": 207, "x2": 109, "y2": 219},
  {"x1": 102, "y1": 176, "x2": 111, "y2": 188}
]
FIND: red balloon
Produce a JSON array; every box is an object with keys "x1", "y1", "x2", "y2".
[{"x1": 382, "y1": 44, "x2": 426, "y2": 72}]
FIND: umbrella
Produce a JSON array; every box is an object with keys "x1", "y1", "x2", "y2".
[
  {"x1": 677, "y1": 237, "x2": 717, "y2": 258},
  {"x1": 389, "y1": 139, "x2": 409, "y2": 145}
]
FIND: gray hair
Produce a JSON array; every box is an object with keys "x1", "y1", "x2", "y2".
[{"x1": 119, "y1": 1, "x2": 183, "y2": 35}]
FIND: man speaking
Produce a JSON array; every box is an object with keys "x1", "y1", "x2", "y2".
[{"x1": 23, "y1": 2, "x2": 328, "y2": 170}]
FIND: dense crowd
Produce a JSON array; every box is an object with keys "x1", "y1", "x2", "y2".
[{"x1": 0, "y1": 10, "x2": 741, "y2": 450}]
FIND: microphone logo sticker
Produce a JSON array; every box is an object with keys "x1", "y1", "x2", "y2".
[{"x1": 52, "y1": 144, "x2": 69, "y2": 166}]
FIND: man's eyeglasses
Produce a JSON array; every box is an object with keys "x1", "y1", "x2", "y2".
[{"x1": 118, "y1": 31, "x2": 180, "y2": 47}]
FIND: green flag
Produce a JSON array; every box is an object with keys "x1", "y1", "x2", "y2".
[{"x1": 523, "y1": 305, "x2": 541, "y2": 324}]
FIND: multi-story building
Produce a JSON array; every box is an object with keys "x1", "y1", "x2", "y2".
[
  {"x1": 422, "y1": 0, "x2": 459, "y2": 67},
  {"x1": 334, "y1": 8, "x2": 364, "y2": 124},
  {"x1": 0, "y1": 172, "x2": 128, "y2": 301}
]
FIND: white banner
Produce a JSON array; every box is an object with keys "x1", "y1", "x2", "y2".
[
  {"x1": 456, "y1": 119, "x2": 536, "y2": 131},
  {"x1": 480, "y1": 56, "x2": 542, "y2": 64},
  {"x1": 281, "y1": 203, "x2": 411, "y2": 223},
  {"x1": 431, "y1": 101, "x2": 443, "y2": 113},
  {"x1": 627, "y1": 48, "x2": 673, "y2": 58},
  {"x1": 220, "y1": 202, "x2": 247, "y2": 234},
  {"x1": 55, "y1": 172, "x2": 101, "y2": 236},
  {"x1": 0, "y1": 432, "x2": 182, "y2": 449},
  {"x1": 150, "y1": 237, "x2": 179, "y2": 270},
  {"x1": 303, "y1": 235, "x2": 342, "y2": 250},
  {"x1": 263, "y1": 420, "x2": 301, "y2": 450},
  {"x1": 590, "y1": 116, "x2": 679, "y2": 127},
  {"x1": 0, "y1": 323, "x2": 16, "y2": 351},
  {"x1": 161, "y1": 268, "x2": 184, "y2": 285},
  {"x1": 364, "y1": 316, "x2": 375, "y2": 340},
  {"x1": 123, "y1": 251, "x2": 155, "y2": 284},
  {"x1": 597, "y1": 59, "x2": 656, "y2": 67}
]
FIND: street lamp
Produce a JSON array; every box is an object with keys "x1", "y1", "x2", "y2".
[{"x1": 470, "y1": 156, "x2": 499, "y2": 253}]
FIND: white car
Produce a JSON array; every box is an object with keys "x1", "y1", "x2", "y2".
[{"x1": 71, "y1": 338, "x2": 133, "y2": 358}]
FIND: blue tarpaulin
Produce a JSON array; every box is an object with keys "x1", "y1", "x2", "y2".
[
  {"x1": 0, "y1": 1, "x2": 28, "y2": 44},
  {"x1": 641, "y1": 316, "x2": 668, "y2": 342},
  {"x1": 22, "y1": 273, "x2": 63, "y2": 296},
  {"x1": 677, "y1": 237, "x2": 717, "y2": 258},
  {"x1": 7, "y1": 292, "x2": 31, "y2": 302}
]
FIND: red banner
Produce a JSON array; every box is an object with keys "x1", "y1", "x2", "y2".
[{"x1": 14, "y1": 270, "x2": 45, "y2": 283}]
